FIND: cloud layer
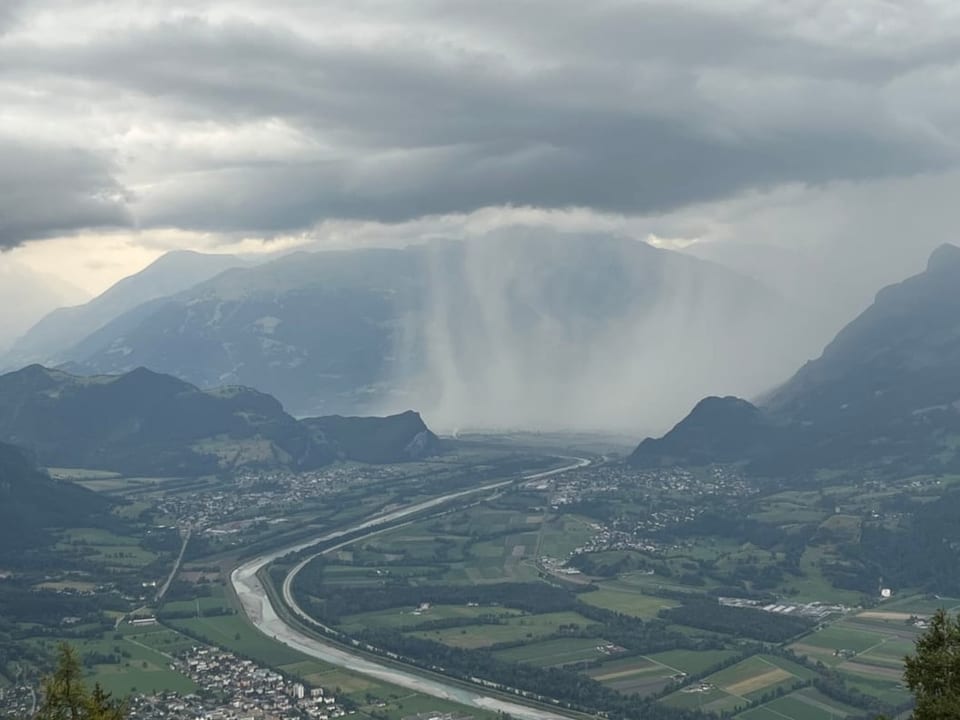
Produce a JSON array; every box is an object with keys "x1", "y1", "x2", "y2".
[
  {"x1": 0, "y1": 139, "x2": 130, "y2": 247},
  {"x1": 3, "y1": 1, "x2": 960, "y2": 249}
]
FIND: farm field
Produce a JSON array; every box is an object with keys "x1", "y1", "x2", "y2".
[
  {"x1": 56, "y1": 528, "x2": 160, "y2": 569},
  {"x1": 791, "y1": 625, "x2": 886, "y2": 657},
  {"x1": 537, "y1": 515, "x2": 597, "y2": 558},
  {"x1": 660, "y1": 654, "x2": 814, "y2": 715},
  {"x1": 161, "y1": 595, "x2": 232, "y2": 616},
  {"x1": 737, "y1": 688, "x2": 862, "y2": 720},
  {"x1": 319, "y1": 565, "x2": 443, "y2": 588},
  {"x1": 338, "y1": 604, "x2": 524, "y2": 633},
  {"x1": 125, "y1": 628, "x2": 198, "y2": 656},
  {"x1": 882, "y1": 594, "x2": 960, "y2": 615},
  {"x1": 493, "y1": 637, "x2": 614, "y2": 667},
  {"x1": 646, "y1": 649, "x2": 741, "y2": 675},
  {"x1": 168, "y1": 615, "x2": 309, "y2": 666},
  {"x1": 408, "y1": 611, "x2": 599, "y2": 649},
  {"x1": 578, "y1": 586, "x2": 677, "y2": 617},
  {"x1": 585, "y1": 655, "x2": 680, "y2": 696},
  {"x1": 26, "y1": 631, "x2": 197, "y2": 697}
]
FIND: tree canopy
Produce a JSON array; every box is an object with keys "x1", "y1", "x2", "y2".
[
  {"x1": 905, "y1": 609, "x2": 960, "y2": 720},
  {"x1": 35, "y1": 643, "x2": 125, "y2": 720}
]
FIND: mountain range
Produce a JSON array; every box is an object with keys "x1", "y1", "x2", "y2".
[
  {"x1": 2, "y1": 250, "x2": 246, "y2": 369},
  {"x1": 2, "y1": 233, "x2": 826, "y2": 431},
  {"x1": 0, "y1": 257, "x2": 88, "y2": 353},
  {"x1": 631, "y1": 243, "x2": 960, "y2": 475},
  {"x1": 0, "y1": 365, "x2": 439, "y2": 475}
]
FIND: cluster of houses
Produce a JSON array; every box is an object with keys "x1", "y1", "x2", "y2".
[
  {"x1": 540, "y1": 464, "x2": 754, "y2": 511},
  {"x1": 153, "y1": 465, "x2": 405, "y2": 539},
  {"x1": 0, "y1": 685, "x2": 34, "y2": 718},
  {"x1": 127, "y1": 647, "x2": 345, "y2": 720},
  {"x1": 718, "y1": 596, "x2": 849, "y2": 620}
]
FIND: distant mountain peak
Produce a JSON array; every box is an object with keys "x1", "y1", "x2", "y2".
[
  {"x1": 1, "y1": 250, "x2": 249, "y2": 371},
  {"x1": 927, "y1": 243, "x2": 960, "y2": 272},
  {"x1": 688, "y1": 395, "x2": 758, "y2": 418},
  {"x1": 630, "y1": 241, "x2": 960, "y2": 475}
]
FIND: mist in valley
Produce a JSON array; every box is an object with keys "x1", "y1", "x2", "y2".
[{"x1": 374, "y1": 231, "x2": 830, "y2": 436}]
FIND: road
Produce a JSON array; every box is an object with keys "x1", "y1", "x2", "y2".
[
  {"x1": 156, "y1": 526, "x2": 192, "y2": 604},
  {"x1": 231, "y1": 457, "x2": 591, "y2": 720},
  {"x1": 522, "y1": 456, "x2": 591, "y2": 481}
]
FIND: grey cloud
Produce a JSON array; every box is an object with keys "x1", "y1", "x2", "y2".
[
  {"x1": 2, "y1": 2, "x2": 960, "y2": 235},
  {"x1": 0, "y1": 140, "x2": 131, "y2": 248},
  {"x1": 136, "y1": 118, "x2": 949, "y2": 234},
  {"x1": 425, "y1": 2, "x2": 960, "y2": 85},
  {"x1": 0, "y1": 2, "x2": 23, "y2": 34}
]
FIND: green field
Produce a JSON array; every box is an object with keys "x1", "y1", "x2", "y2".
[
  {"x1": 56, "y1": 528, "x2": 160, "y2": 569},
  {"x1": 739, "y1": 687, "x2": 870, "y2": 720},
  {"x1": 125, "y1": 628, "x2": 198, "y2": 656},
  {"x1": 884, "y1": 594, "x2": 960, "y2": 615},
  {"x1": 837, "y1": 671, "x2": 911, "y2": 706},
  {"x1": 647, "y1": 649, "x2": 740, "y2": 675},
  {"x1": 338, "y1": 604, "x2": 523, "y2": 633},
  {"x1": 738, "y1": 705, "x2": 790, "y2": 720},
  {"x1": 537, "y1": 515, "x2": 597, "y2": 558},
  {"x1": 856, "y1": 639, "x2": 915, "y2": 669},
  {"x1": 161, "y1": 596, "x2": 232, "y2": 615},
  {"x1": 408, "y1": 611, "x2": 599, "y2": 649},
  {"x1": 586, "y1": 656, "x2": 680, "y2": 696},
  {"x1": 796, "y1": 625, "x2": 886, "y2": 654},
  {"x1": 493, "y1": 637, "x2": 611, "y2": 666},
  {"x1": 662, "y1": 685, "x2": 731, "y2": 710},
  {"x1": 27, "y1": 632, "x2": 196, "y2": 697},
  {"x1": 578, "y1": 587, "x2": 677, "y2": 617},
  {"x1": 661, "y1": 654, "x2": 812, "y2": 714},
  {"x1": 277, "y1": 659, "x2": 336, "y2": 685},
  {"x1": 708, "y1": 655, "x2": 792, "y2": 692},
  {"x1": 168, "y1": 615, "x2": 308, "y2": 666}
]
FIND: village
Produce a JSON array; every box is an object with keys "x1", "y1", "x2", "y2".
[
  {"x1": 126, "y1": 646, "x2": 346, "y2": 720},
  {"x1": 152, "y1": 465, "x2": 407, "y2": 537},
  {"x1": 537, "y1": 464, "x2": 756, "y2": 510},
  {"x1": 528, "y1": 464, "x2": 760, "y2": 563},
  {"x1": 0, "y1": 685, "x2": 35, "y2": 719}
]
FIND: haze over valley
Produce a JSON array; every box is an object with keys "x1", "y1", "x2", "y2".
[{"x1": 2, "y1": 232, "x2": 830, "y2": 435}]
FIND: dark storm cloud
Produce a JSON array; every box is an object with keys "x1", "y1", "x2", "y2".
[
  {"x1": 134, "y1": 122, "x2": 947, "y2": 234},
  {"x1": 0, "y1": 140, "x2": 131, "y2": 249},
  {"x1": 2, "y1": 1, "x2": 960, "y2": 235}
]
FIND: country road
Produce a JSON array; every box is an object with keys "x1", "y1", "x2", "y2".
[
  {"x1": 156, "y1": 526, "x2": 191, "y2": 603},
  {"x1": 231, "y1": 457, "x2": 591, "y2": 720}
]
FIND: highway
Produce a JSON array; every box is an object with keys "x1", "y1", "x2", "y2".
[{"x1": 231, "y1": 457, "x2": 591, "y2": 720}]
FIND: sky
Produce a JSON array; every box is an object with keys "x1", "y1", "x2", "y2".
[{"x1": 3, "y1": 0, "x2": 960, "y2": 310}]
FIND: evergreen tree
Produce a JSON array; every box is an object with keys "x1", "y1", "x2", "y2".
[
  {"x1": 904, "y1": 610, "x2": 960, "y2": 720},
  {"x1": 35, "y1": 644, "x2": 125, "y2": 720}
]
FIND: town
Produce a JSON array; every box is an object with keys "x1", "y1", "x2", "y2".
[{"x1": 127, "y1": 646, "x2": 346, "y2": 720}]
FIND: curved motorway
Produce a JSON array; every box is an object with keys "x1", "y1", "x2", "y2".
[{"x1": 231, "y1": 458, "x2": 590, "y2": 720}]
